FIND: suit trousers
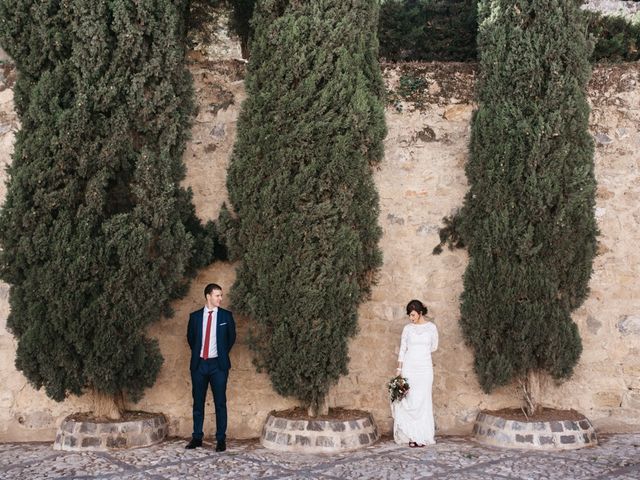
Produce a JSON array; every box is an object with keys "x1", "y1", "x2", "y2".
[{"x1": 191, "y1": 357, "x2": 228, "y2": 442}]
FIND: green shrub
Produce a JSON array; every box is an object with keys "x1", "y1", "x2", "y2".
[
  {"x1": 378, "y1": 0, "x2": 640, "y2": 63},
  {"x1": 0, "y1": 0, "x2": 215, "y2": 406},
  {"x1": 588, "y1": 11, "x2": 640, "y2": 62},
  {"x1": 436, "y1": 0, "x2": 597, "y2": 398},
  {"x1": 222, "y1": 0, "x2": 386, "y2": 414}
]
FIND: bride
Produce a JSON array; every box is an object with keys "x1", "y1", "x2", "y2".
[{"x1": 393, "y1": 299, "x2": 439, "y2": 447}]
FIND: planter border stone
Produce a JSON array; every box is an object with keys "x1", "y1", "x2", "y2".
[
  {"x1": 261, "y1": 411, "x2": 379, "y2": 453},
  {"x1": 53, "y1": 412, "x2": 167, "y2": 451},
  {"x1": 473, "y1": 410, "x2": 597, "y2": 450}
]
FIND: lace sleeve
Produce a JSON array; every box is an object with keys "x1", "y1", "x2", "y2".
[{"x1": 398, "y1": 326, "x2": 409, "y2": 362}]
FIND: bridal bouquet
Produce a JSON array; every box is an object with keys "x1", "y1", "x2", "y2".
[{"x1": 387, "y1": 375, "x2": 410, "y2": 403}]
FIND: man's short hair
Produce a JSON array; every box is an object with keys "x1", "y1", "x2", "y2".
[{"x1": 204, "y1": 283, "x2": 222, "y2": 297}]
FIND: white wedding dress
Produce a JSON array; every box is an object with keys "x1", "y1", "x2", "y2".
[{"x1": 393, "y1": 322, "x2": 438, "y2": 445}]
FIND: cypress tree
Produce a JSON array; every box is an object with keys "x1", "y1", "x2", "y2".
[
  {"x1": 0, "y1": 0, "x2": 214, "y2": 416},
  {"x1": 436, "y1": 0, "x2": 597, "y2": 412},
  {"x1": 221, "y1": 0, "x2": 386, "y2": 415}
]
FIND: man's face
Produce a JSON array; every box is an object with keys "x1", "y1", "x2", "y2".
[{"x1": 206, "y1": 289, "x2": 223, "y2": 309}]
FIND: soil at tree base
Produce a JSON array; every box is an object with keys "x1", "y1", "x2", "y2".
[
  {"x1": 485, "y1": 407, "x2": 586, "y2": 422},
  {"x1": 272, "y1": 407, "x2": 371, "y2": 421},
  {"x1": 67, "y1": 411, "x2": 162, "y2": 423}
]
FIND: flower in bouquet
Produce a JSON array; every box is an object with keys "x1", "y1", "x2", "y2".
[{"x1": 387, "y1": 375, "x2": 410, "y2": 403}]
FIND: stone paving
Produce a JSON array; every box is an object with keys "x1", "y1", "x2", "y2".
[{"x1": 0, "y1": 433, "x2": 639, "y2": 479}]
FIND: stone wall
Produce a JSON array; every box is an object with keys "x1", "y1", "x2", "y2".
[
  {"x1": 0, "y1": 58, "x2": 639, "y2": 442},
  {"x1": 583, "y1": 0, "x2": 640, "y2": 17}
]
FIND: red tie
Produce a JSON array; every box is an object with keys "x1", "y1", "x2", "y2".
[{"x1": 203, "y1": 310, "x2": 213, "y2": 359}]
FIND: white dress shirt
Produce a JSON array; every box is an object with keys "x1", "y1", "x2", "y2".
[{"x1": 200, "y1": 307, "x2": 218, "y2": 359}]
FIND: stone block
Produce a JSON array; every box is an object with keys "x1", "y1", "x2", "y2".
[
  {"x1": 307, "y1": 421, "x2": 323, "y2": 431},
  {"x1": 100, "y1": 424, "x2": 119, "y2": 434},
  {"x1": 349, "y1": 421, "x2": 359, "y2": 430},
  {"x1": 265, "y1": 431, "x2": 276, "y2": 442},
  {"x1": 560, "y1": 435, "x2": 576, "y2": 444},
  {"x1": 515, "y1": 434, "x2": 534, "y2": 444},
  {"x1": 533, "y1": 422, "x2": 547, "y2": 431},
  {"x1": 510, "y1": 421, "x2": 525, "y2": 431},
  {"x1": 443, "y1": 104, "x2": 472, "y2": 121},
  {"x1": 63, "y1": 421, "x2": 76, "y2": 433},
  {"x1": 493, "y1": 417, "x2": 506, "y2": 429},
  {"x1": 106, "y1": 436, "x2": 127, "y2": 448},
  {"x1": 550, "y1": 422, "x2": 564, "y2": 433},
  {"x1": 275, "y1": 433, "x2": 291, "y2": 445},
  {"x1": 64, "y1": 436, "x2": 77, "y2": 447},
  {"x1": 80, "y1": 422, "x2": 97, "y2": 434},
  {"x1": 289, "y1": 421, "x2": 306, "y2": 431},
  {"x1": 316, "y1": 436, "x2": 334, "y2": 447},
  {"x1": 274, "y1": 419, "x2": 287, "y2": 429},
  {"x1": 142, "y1": 419, "x2": 156, "y2": 430},
  {"x1": 330, "y1": 421, "x2": 346, "y2": 432},
  {"x1": 618, "y1": 315, "x2": 640, "y2": 335},
  {"x1": 563, "y1": 421, "x2": 579, "y2": 431},
  {"x1": 340, "y1": 436, "x2": 360, "y2": 448},
  {"x1": 359, "y1": 434, "x2": 369, "y2": 445},
  {"x1": 295, "y1": 435, "x2": 311, "y2": 446},
  {"x1": 579, "y1": 420, "x2": 591, "y2": 430},
  {"x1": 81, "y1": 437, "x2": 101, "y2": 448},
  {"x1": 119, "y1": 423, "x2": 139, "y2": 434},
  {"x1": 362, "y1": 418, "x2": 371, "y2": 428},
  {"x1": 539, "y1": 435, "x2": 555, "y2": 445}
]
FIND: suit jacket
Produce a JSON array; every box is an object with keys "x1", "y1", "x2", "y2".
[{"x1": 187, "y1": 307, "x2": 236, "y2": 372}]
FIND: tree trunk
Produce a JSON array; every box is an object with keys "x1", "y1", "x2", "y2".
[
  {"x1": 307, "y1": 397, "x2": 329, "y2": 418},
  {"x1": 90, "y1": 389, "x2": 123, "y2": 420},
  {"x1": 523, "y1": 370, "x2": 542, "y2": 418}
]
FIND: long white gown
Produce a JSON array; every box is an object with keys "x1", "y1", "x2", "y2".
[{"x1": 393, "y1": 321, "x2": 439, "y2": 445}]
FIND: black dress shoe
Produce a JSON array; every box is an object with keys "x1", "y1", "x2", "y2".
[
  {"x1": 185, "y1": 438, "x2": 202, "y2": 449},
  {"x1": 215, "y1": 441, "x2": 226, "y2": 452}
]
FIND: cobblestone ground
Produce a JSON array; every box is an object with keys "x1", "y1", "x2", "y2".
[{"x1": 1, "y1": 434, "x2": 639, "y2": 480}]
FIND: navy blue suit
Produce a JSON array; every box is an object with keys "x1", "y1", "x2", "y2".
[{"x1": 187, "y1": 307, "x2": 236, "y2": 442}]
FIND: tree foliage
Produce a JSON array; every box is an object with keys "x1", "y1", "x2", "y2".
[
  {"x1": 588, "y1": 10, "x2": 640, "y2": 62},
  {"x1": 0, "y1": 0, "x2": 215, "y2": 404},
  {"x1": 379, "y1": 0, "x2": 478, "y2": 61},
  {"x1": 378, "y1": 0, "x2": 640, "y2": 62},
  {"x1": 436, "y1": 0, "x2": 597, "y2": 393},
  {"x1": 221, "y1": 0, "x2": 386, "y2": 412}
]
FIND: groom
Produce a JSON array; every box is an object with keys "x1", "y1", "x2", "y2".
[{"x1": 186, "y1": 283, "x2": 236, "y2": 452}]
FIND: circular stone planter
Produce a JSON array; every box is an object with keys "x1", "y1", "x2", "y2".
[
  {"x1": 53, "y1": 412, "x2": 167, "y2": 451},
  {"x1": 261, "y1": 411, "x2": 379, "y2": 453},
  {"x1": 473, "y1": 411, "x2": 597, "y2": 450}
]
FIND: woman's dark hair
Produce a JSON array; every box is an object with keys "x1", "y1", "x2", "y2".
[{"x1": 406, "y1": 299, "x2": 428, "y2": 316}]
